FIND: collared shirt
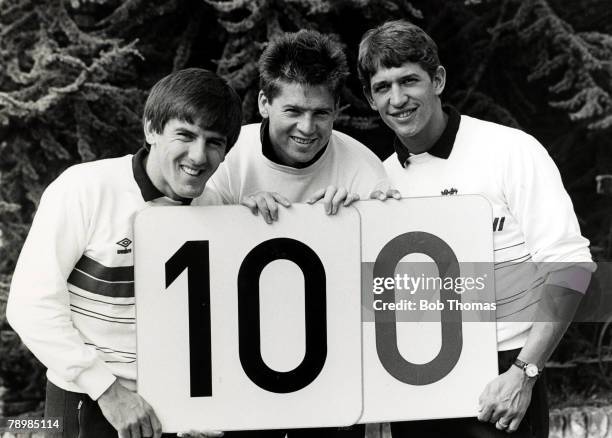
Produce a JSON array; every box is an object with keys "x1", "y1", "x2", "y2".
[
  {"x1": 131, "y1": 147, "x2": 191, "y2": 205},
  {"x1": 394, "y1": 105, "x2": 461, "y2": 168}
]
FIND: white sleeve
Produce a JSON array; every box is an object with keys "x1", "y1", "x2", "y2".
[
  {"x1": 502, "y1": 134, "x2": 594, "y2": 269},
  {"x1": 340, "y1": 136, "x2": 390, "y2": 198},
  {"x1": 7, "y1": 172, "x2": 116, "y2": 399},
  {"x1": 193, "y1": 184, "x2": 225, "y2": 206},
  {"x1": 202, "y1": 160, "x2": 236, "y2": 205},
  {"x1": 352, "y1": 158, "x2": 390, "y2": 199}
]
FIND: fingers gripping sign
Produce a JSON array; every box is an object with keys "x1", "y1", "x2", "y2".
[
  {"x1": 307, "y1": 185, "x2": 358, "y2": 214},
  {"x1": 477, "y1": 367, "x2": 535, "y2": 434},
  {"x1": 369, "y1": 189, "x2": 401, "y2": 201},
  {"x1": 343, "y1": 192, "x2": 360, "y2": 207},
  {"x1": 97, "y1": 381, "x2": 163, "y2": 438},
  {"x1": 240, "y1": 191, "x2": 291, "y2": 224}
]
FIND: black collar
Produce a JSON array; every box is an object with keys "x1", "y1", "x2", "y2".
[
  {"x1": 260, "y1": 118, "x2": 328, "y2": 167},
  {"x1": 394, "y1": 105, "x2": 460, "y2": 167},
  {"x1": 132, "y1": 147, "x2": 192, "y2": 205}
]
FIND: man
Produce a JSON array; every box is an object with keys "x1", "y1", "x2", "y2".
[
  {"x1": 203, "y1": 29, "x2": 392, "y2": 223},
  {"x1": 357, "y1": 20, "x2": 594, "y2": 437},
  {"x1": 202, "y1": 30, "x2": 389, "y2": 438},
  {"x1": 7, "y1": 68, "x2": 242, "y2": 438}
]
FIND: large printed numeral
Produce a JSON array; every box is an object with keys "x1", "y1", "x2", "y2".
[
  {"x1": 373, "y1": 232, "x2": 463, "y2": 385},
  {"x1": 165, "y1": 241, "x2": 212, "y2": 397},
  {"x1": 164, "y1": 232, "x2": 463, "y2": 394},
  {"x1": 165, "y1": 238, "x2": 327, "y2": 396},
  {"x1": 237, "y1": 238, "x2": 327, "y2": 393}
]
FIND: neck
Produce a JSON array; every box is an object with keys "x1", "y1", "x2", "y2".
[
  {"x1": 144, "y1": 152, "x2": 173, "y2": 200},
  {"x1": 399, "y1": 103, "x2": 447, "y2": 154}
]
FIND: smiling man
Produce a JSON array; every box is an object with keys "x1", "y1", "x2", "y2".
[
  {"x1": 358, "y1": 20, "x2": 594, "y2": 438},
  {"x1": 203, "y1": 29, "x2": 387, "y2": 438},
  {"x1": 204, "y1": 30, "x2": 390, "y2": 224},
  {"x1": 7, "y1": 68, "x2": 242, "y2": 438}
]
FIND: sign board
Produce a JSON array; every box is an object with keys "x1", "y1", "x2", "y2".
[
  {"x1": 134, "y1": 196, "x2": 498, "y2": 431},
  {"x1": 355, "y1": 196, "x2": 497, "y2": 422},
  {"x1": 135, "y1": 205, "x2": 363, "y2": 432}
]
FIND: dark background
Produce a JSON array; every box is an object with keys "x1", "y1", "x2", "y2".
[{"x1": 0, "y1": 0, "x2": 611, "y2": 415}]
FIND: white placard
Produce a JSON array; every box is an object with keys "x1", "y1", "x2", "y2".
[
  {"x1": 355, "y1": 196, "x2": 498, "y2": 423},
  {"x1": 134, "y1": 205, "x2": 363, "y2": 432}
]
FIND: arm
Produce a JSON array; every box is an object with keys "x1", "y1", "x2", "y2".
[
  {"x1": 351, "y1": 148, "x2": 399, "y2": 202},
  {"x1": 477, "y1": 280, "x2": 586, "y2": 432},
  {"x1": 478, "y1": 135, "x2": 595, "y2": 432},
  {"x1": 305, "y1": 143, "x2": 398, "y2": 212},
  {"x1": 7, "y1": 171, "x2": 116, "y2": 400},
  {"x1": 195, "y1": 161, "x2": 234, "y2": 206},
  {"x1": 7, "y1": 171, "x2": 165, "y2": 437},
  {"x1": 202, "y1": 156, "x2": 293, "y2": 224}
]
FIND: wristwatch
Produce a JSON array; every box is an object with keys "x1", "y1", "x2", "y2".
[{"x1": 512, "y1": 358, "x2": 540, "y2": 378}]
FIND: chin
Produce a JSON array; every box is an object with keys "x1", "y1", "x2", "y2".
[
  {"x1": 175, "y1": 186, "x2": 204, "y2": 200},
  {"x1": 395, "y1": 124, "x2": 421, "y2": 139}
]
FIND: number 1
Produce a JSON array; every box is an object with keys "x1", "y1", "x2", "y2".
[{"x1": 165, "y1": 241, "x2": 212, "y2": 397}]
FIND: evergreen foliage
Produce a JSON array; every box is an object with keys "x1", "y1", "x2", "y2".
[{"x1": 0, "y1": 0, "x2": 611, "y2": 413}]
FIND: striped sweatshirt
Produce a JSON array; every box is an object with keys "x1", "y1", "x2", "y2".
[
  {"x1": 7, "y1": 149, "x2": 213, "y2": 400},
  {"x1": 384, "y1": 109, "x2": 595, "y2": 351}
]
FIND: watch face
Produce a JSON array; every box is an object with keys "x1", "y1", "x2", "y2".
[{"x1": 525, "y1": 364, "x2": 539, "y2": 378}]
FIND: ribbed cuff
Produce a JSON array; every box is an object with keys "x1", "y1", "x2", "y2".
[
  {"x1": 74, "y1": 360, "x2": 117, "y2": 400},
  {"x1": 546, "y1": 265, "x2": 593, "y2": 294}
]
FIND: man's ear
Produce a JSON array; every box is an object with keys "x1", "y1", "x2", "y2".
[
  {"x1": 433, "y1": 66, "x2": 447, "y2": 96},
  {"x1": 258, "y1": 90, "x2": 270, "y2": 118},
  {"x1": 363, "y1": 86, "x2": 377, "y2": 111},
  {"x1": 144, "y1": 120, "x2": 156, "y2": 146}
]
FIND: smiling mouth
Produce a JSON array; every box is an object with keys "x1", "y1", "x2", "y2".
[
  {"x1": 180, "y1": 164, "x2": 205, "y2": 177},
  {"x1": 290, "y1": 136, "x2": 317, "y2": 145},
  {"x1": 389, "y1": 107, "x2": 417, "y2": 119}
]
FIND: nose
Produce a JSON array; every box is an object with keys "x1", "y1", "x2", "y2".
[
  {"x1": 390, "y1": 83, "x2": 407, "y2": 107},
  {"x1": 187, "y1": 138, "x2": 207, "y2": 165},
  {"x1": 297, "y1": 114, "x2": 316, "y2": 136}
]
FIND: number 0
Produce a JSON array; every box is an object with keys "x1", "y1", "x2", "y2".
[
  {"x1": 237, "y1": 238, "x2": 327, "y2": 393},
  {"x1": 373, "y1": 232, "x2": 463, "y2": 385}
]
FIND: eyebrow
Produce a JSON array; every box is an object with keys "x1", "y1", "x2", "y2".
[
  {"x1": 282, "y1": 104, "x2": 334, "y2": 112},
  {"x1": 208, "y1": 135, "x2": 227, "y2": 144},
  {"x1": 172, "y1": 124, "x2": 227, "y2": 143},
  {"x1": 174, "y1": 127, "x2": 198, "y2": 136},
  {"x1": 372, "y1": 73, "x2": 421, "y2": 88}
]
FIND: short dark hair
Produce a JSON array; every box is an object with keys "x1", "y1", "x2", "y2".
[
  {"x1": 358, "y1": 20, "x2": 440, "y2": 91},
  {"x1": 259, "y1": 30, "x2": 348, "y2": 101},
  {"x1": 143, "y1": 68, "x2": 242, "y2": 148}
]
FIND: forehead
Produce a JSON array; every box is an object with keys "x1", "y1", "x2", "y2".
[
  {"x1": 369, "y1": 62, "x2": 429, "y2": 85},
  {"x1": 271, "y1": 81, "x2": 335, "y2": 109},
  {"x1": 163, "y1": 118, "x2": 227, "y2": 140}
]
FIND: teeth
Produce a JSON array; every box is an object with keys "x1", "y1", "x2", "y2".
[
  {"x1": 291, "y1": 136, "x2": 315, "y2": 145},
  {"x1": 180, "y1": 165, "x2": 202, "y2": 176},
  {"x1": 393, "y1": 108, "x2": 416, "y2": 119}
]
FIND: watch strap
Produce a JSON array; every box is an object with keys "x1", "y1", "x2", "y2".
[
  {"x1": 513, "y1": 358, "x2": 540, "y2": 377},
  {"x1": 513, "y1": 358, "x2": 528, "y2": 370}
]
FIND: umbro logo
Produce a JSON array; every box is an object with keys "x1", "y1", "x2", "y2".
[
  {"x1": 116, "y1": 238, "x2": 132, "y2": 254},
  {"x1": 441, "y1": 188, "x2": 458, "y2": 196}
]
